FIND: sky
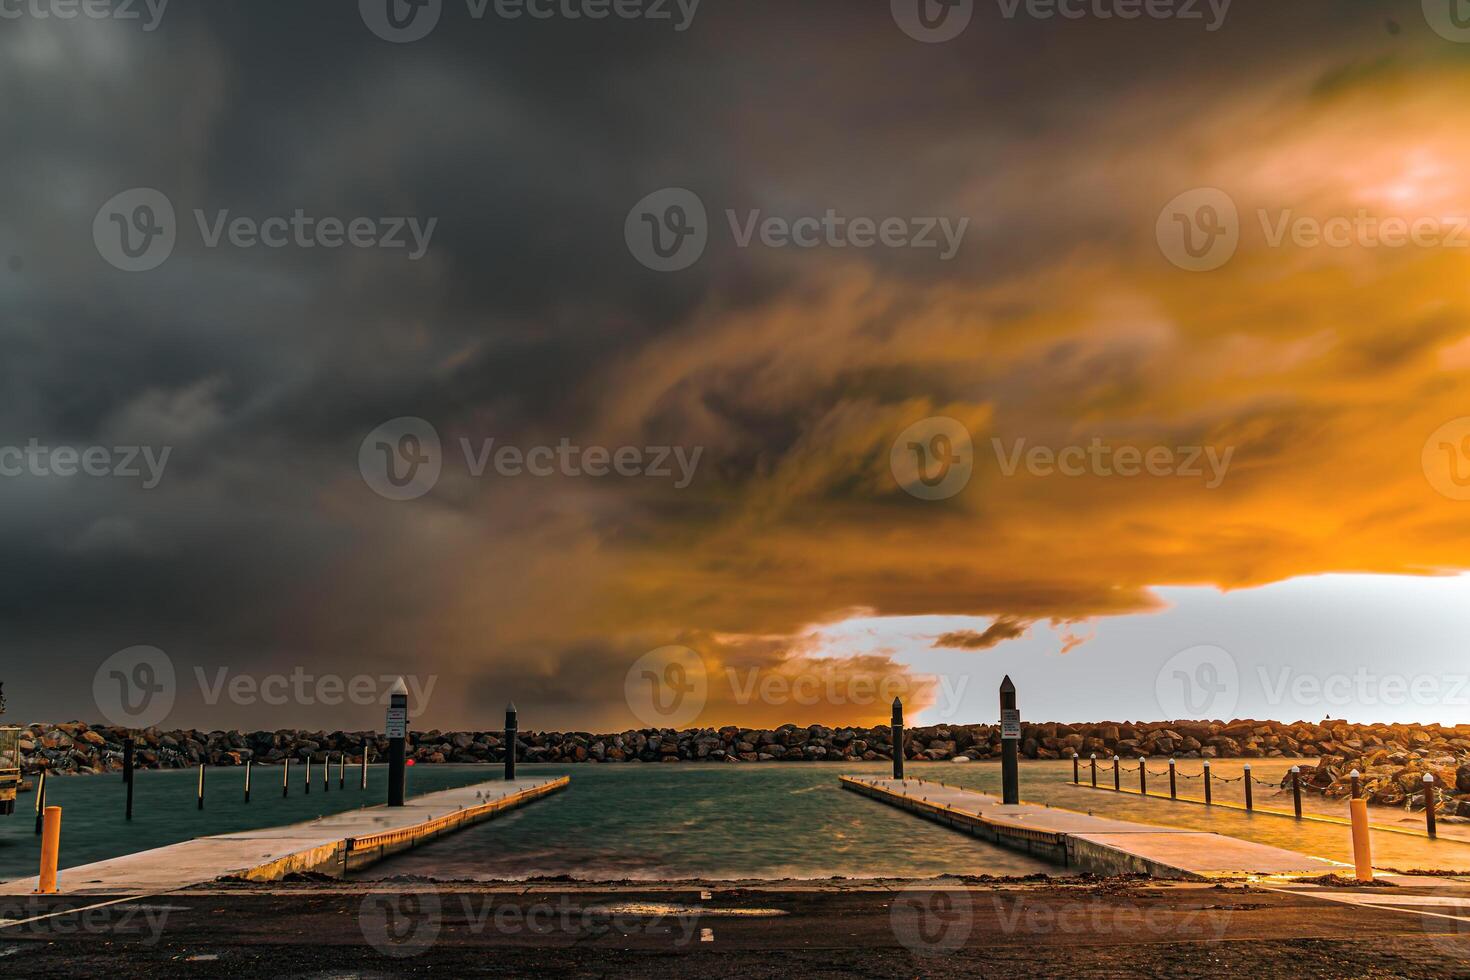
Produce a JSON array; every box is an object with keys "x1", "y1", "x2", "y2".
[{"x1": 3, "y1": 1, "x2": 1470, "y2": 732}]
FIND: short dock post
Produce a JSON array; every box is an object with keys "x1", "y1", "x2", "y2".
[
  {"x1": 1291, "y1": 766, "x2": 1302, "y2": 818},
  {"x1": 283, "y1": 757, "x2": 290, "y2": 798},
  {"x1": 1244, "y1": 763, "x2": 1253, "y2": 811},
  {"x1": 1350, "y1": 798, "x2": 1373, "y2": 881},
  {"x1": 1072, "y1": 752, "x2": 1079, "y2": 784},
  {"x1": 244, "y1": 759, "x2": 252, "y2": 803},
  {"x1": 1425, "y1": 774, "x2": 1437, "y2": 838},
  {"x1": 123, "y1": 738, "x2": 134, "y2": 821},
  {"x1": 34, "y1": 771, "x2": 46, "y2": 835},
  {"x1": 1169, "y1": 759, "x2": 1177, "y2": 799},
  {"x1": 999, "y1": 676, "x2": 1019, "y2": 805},
  {"x1": 305, "y1": 756, "x2": 311, "y2": 795},
  {"x1": 197, "y1": 763, "x2": 206, "y2": 810},
  {"x1": 891, "y1": 697, "x2": 905, "y2": 780},
  {"x1": 1139, "y1": 757, "x2": 1147, "y2": 796},
  {"x1": 504, "y1": 701, "x2": 519, "y2": 782},
  {"x1": 1203, "y1": 759, "x2": 1212, "y2": 805},
  {"x1": 37, "y1": 806, "x2": 61, "y2": 894},
  {"x1": 1089, "y1": 753, "x2": 1097, "y2": 787},
  {"x1": 323, "y1": 754, "x2": 329, "y2": 793},
  {"x1": 1112, "y1": 755, "x2": 1120, "y2": 791},
  {"x1": 339, "y1": 753, "x2": 346, "y2": 790},
  {"x1": 388, "y1": 677, "x2": 409, "y2": 806},
  {"x1": 1350, "y1": 768, "x2": 1360, "y2": 800},
  {"x1": 361, "y1": 750, "x2": 369, "y2": 790}
]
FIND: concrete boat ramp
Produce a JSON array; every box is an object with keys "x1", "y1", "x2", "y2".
[
  {"x1": 841, "y1": 775, "x2": 1345, "y2": 880},
  {"x1": 0, "y1": 775, "x2": 568, "y2": 897}
]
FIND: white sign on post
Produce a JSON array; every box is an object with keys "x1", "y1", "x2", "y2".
[
  {"x1": 386, "y1": 706, "x2": 407, "y2": 740},
  {"x1": 1000, "y1": 708, "x2": 1021, "y2": 740}
]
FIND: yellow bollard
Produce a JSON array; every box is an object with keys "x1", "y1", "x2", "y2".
[
  {"x1": 37, "y1": 806, "x2": 62, "y2": 894},
  {"x1": 1350, "y1": 798, "x2": 1373, "y2": 882}
]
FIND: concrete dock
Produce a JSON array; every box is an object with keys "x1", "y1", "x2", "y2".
[
  {"x1": 841, "y1": 775, "x2": 1345, "y2": 880},
  {"x1": 0, "y1": 775, "x2": 568, "y2": 896}
]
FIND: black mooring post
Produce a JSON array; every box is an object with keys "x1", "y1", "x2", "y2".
[
  {"x1": 1350, "y1": 769, "x2": 1361, "y2": 800},
  {"x1": 1203, "y1": 760, "x2": 1212, "y2": 805},
  {"x1": 388, "y1": 678, "x2": 409, "y2": 807},
  {"x1": 339, "y1": 753, "x2": 346, "y2": 790},
  {"x1": 891, "y1": 697, "x2": 904, "y2": 781},
  {"x1": 1169, "y1": 759, "x2": 1177, "y2": 800},
  {"x1": 197, "y1": 763, "x2": 206, "y2": 811},
  {"x1": 283, "y1": 757, "x2": 290, "y2": 797},
  {"x1": 1072, "y1": 753, "x2": 1079, "y2": 784},
  {"x1": 1291, "y1": 766, "x2": 1302, "y2": 818},
  {"x1": 35, "y1": 770, "x2": 46, "y2": 835},
  {"x1": 322, "y1": 754, "x2": 329, "y2": 793},
  {"x1": 1112, "y1": 755, "x2": 1120, "y2": 791},
  {"x1": 504, "y1": 702, "x2": 518, "y2": 781},
  {"x1": 305, "y1": 755, "x2": 311, "y2": 795},
  {"x1": 244, "y1": 758, "x2": 252, "y2": 804},
  {"x1": 999, "y1": 676, "x2": 1019, "y2": 805},
  {"x1": 1139, "y1": 757, "x2": 1147, "y2": 796},
  {"x1": 1244, "y1": 763, "x2": 1253, "y2": 811},
  {"x1": 1090, "y1": 753, "x2": 1097, "y2": 787},
  {"x1": 123, "y1": 738, "x2": 135, "y2": 821},
  {"x1": 1425, "y1": 774, "x2": 1438, "y2": 839}
]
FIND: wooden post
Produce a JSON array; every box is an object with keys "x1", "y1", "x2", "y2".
[
  {"x1": 999, "y1": 676, "x2": 1019, "y2": 805},
  {"x1": 123, "y1": 738, "x2": 135, "y2": 821},
  {"x1": 197, "y1": 763, "x2": 205, "y2": 811},
  {"x1": 283, "y1": 757, "x2": 290, "y2": 798},
  {"x1": 1112, "y1": 755, "x2": 1120, "y2": 791},
  {"x1": 891, "y1": 697, "x2": 904, "y2": 780},
  {"x1": 361, "y1": 750, "x2": 369, "y2": 790},
  {"x1": 1169, "y1": 759, "x2": 1177, "y2": 800},
  {"x1": 244, "y1": 758, "x2": 252, "y2": 803},
  {"x1": 1089, "y1": 753, "x2": 1097, "y2": 788},
  {"x1": 1203, "y1": 759, "x2": 1212, "y2": 805},
  {"x1": 504, "y1": 701, "x2": 519, "y2": 782},
  {"x1": 339, "y1": 753, "x2": 346, "y2": 790},
  {"x1": 1425, "y1": 774, "x2": 1437, "y2": 838},
  {"x1": 1244, "y1": 763, "x2": 1253, "y2": 811},
  {"x1": 1291, "y1": 766, "x2": 1302, "y2": 818},
  {"x1": 34, "y1": 770, "x2": 46, "y2": 836},
  {"x1": 1072, "y1": 753, "x2": 1079, "y2": 784},
  {"x1": 322, "y1": 754, "x2": 329, "y2": 793},
  {"x1": 1350, "y1": 798, "x2": 1373, "y2": 881},
  {"x1": 37, "y1": 806, "x2": 61, "y2": 894},
  {"x1": 1350, "y1": 768, "x2": 1360, "y2": 800},
  {"x1": 1139, "y1": 757, "x2": 1147, "y2": 796},
  {"x1": 388, "y1": 678, "x2": 408, "y2": 806},
  {"x1": 305, "y1": 756, "x2": 311, "y2": 795}
]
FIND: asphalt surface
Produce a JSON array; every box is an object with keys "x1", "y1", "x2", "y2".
[{"x1": 0, "y1": 878, "x2": 1467, "y2": 977}]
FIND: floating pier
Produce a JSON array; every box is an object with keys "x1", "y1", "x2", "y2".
[
  {"x1": 840, "y1": 775, "x2": 1343, "y2": 880},
  {"x1": 0, "y1": 775, "x2": 568, "y2": 896}
]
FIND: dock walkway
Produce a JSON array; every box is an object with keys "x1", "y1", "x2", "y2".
[
  {"x1": 0, "y1": 775, "x2": 568, "y2": 896},
  {"x1": 841, "y1": 775, "x2": 1344, "y2": 879}
]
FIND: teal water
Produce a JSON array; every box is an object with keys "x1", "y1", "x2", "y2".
[
  {"x1": 6, "y1": 760, "x2": 1470, "y2": 883},
  {"x1": 0, "y1": 764, "x2": 490, "y2": 881}
]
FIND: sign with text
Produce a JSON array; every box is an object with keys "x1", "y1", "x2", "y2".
[
  {"x1": 386, "y1": 705, "x2": 407, "y2": 740},
  {"x1": 1000, "y1": 708, "x2": 1021, "y2": 740}
]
